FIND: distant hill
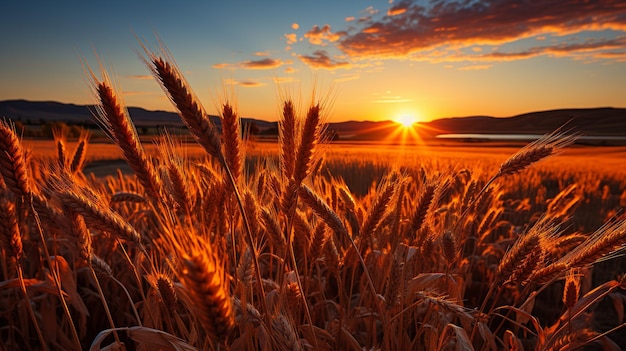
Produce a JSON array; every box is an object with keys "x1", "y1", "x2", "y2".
[
  {"x1": 1, "y1": 100, "x2": 624, "y2": 140},
  {"x1": 0, "y1": 99, "x2": 276, "y2": 131},
  {"x1": 422, "y1": 108, "x2": 626, "y2": 136}
]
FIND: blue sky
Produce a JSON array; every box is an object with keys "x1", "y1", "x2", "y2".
[{"x1": 1, "y1": 0, "x2": 626, "y2": 122}]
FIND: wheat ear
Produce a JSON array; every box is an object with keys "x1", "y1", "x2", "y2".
[
  {"x1": 308, "y1": 222, "x2": 329, "y2": 263},
  {"x1": 181, "y1": 253, "x2": 235, "y2": 343},
  {"x1": 293, "y1": 104, "x2": 321, "y2": 184},
  {"x1": 0, "y1": 120, "x2": 30, "y2": 196},
  {"x1": 410, "y1": 181, "x2": 436, "y2": 234},
  {"x1": 568, "y1": 219, "x2": 626, "y2": 268},
  {"x1": 94, "y1": 80, "x2": 163, "y2": 202},
  {"x1": 70, "y1": 129, "x2": 90, "y2": 174},
  {"x1": 280, "y1": 99, "x2": 297, "y2": 179},
  {"x1": 148, "y1": 56, "x2": 225, "y2": 165},
  {"x1": 360, "y1": 178, "x2": 397, "y2": 242},
  {"x1": 53, "y1": 127, "x2": 67, "y2": 170},
  {"x1": 0, "y1": 200, "x2": 22, "y2": 262},
  {"x1": 57, "y1": 189, "x2": 142, "y2": 247},
  {"x1": 299, "y1": 183, "x2": 348, "y2": 236},
  {"x1": 497, "y1": 129, "x2": 577, "y2": 177},
  {"x1": 496, "y1": 232, "x2": 541, "y2": 282},
  {"x1": 271, "y1": 314, "x2": 303, "y2": 351},
  {"x1": 221, "y1": 103, "x2": 242, "y2": 184}
]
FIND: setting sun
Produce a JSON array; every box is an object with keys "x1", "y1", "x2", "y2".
[{"x1": 395, "y1": 114, "x2": 418, "y2": 127}]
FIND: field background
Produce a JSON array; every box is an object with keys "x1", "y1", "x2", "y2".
[{"x1": 3, "y1": 86, "x2": 626, "y2": 350}]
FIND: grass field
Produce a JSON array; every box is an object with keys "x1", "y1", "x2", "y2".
[{"x1": 1, "y1": 51, "x2": 625, "y2": 351}]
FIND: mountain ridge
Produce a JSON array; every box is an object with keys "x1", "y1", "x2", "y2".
[{"x1": 1, "y1": 99, "x2": 625, "y2": 140}]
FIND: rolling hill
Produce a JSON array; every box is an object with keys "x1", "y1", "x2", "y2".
[{"x1": 1, "y1": 100, "x2": 625, "y2": 141}]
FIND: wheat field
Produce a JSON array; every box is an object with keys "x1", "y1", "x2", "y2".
[{"x1": 1, "y1": 47, "x2": 625, "y2": 351}]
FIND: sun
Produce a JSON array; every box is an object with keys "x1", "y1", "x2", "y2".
[{"x1": 395, "y1": 114, "x2": 417, "y2": 128}]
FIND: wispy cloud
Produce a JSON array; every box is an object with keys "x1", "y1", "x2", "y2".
[
  {"x1": 213, "y1": 58, "x2": 285, "y2": 70},
  {"x1": 127, "y1": 75, "x2": 153, "y2": 80},
  {"x1": 121, "y1": 90, "x2": 157, "y2": 96},
  {"x1": 468, "y1": 36, "x2": 626, "y2": 62},
  {"x1": 224, "y1": 78, "x2": 264, "y2": 87},
  {"x1": 335, "y1": 73, "x2": 360, "y2": 82},
  {"x1": 241, "y1": 58, "x2": 285, "y2": 69},
  {"x1": 371, "y1": 91, "x2": 412, "y2": 103},
  {"x1": 238, "y1": 80, "x2": 264, "y2": 87},
  {"x1": 371, "y1": 97, "x2": 413, "y2": 103},
  {"x1": 458, "y1": 64, "x2": 493, "y2": 71},
  {"x1": 298, "y1": 50, "x2": 351, "y2": 69}
]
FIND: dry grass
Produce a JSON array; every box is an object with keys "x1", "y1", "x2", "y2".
[{"x1": 1, "y1": 50, "x2": 625, "y2": 351}]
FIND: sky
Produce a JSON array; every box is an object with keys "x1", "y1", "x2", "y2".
[{"x1": 1, "y1": 0, "x2": 626, "y2": 123}]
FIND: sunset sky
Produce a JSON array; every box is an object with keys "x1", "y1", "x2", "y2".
[{"x1": 1, "y1": 0, "x2": 625, "y2": 123}]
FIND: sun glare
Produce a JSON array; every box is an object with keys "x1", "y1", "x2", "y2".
[{"x1": 395, "y1": 114, "x2": 417, "y2": 127}]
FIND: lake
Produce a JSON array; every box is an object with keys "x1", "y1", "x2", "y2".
[{"x1": 436, "y1": 133, "x2": 626, "y2": 142}]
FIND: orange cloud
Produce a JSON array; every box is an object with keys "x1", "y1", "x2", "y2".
[
  {"x1": 336, "y1": 0, "x2": 626, "y2": 63},
  {"x1": 304, "y1": 25, "x2": 346, "y2": 45},
  {"x1": 284, "y1": 33, "x2": 298, "y2": 45},
  {"x1": 292, "y1": 23, "x2": 299, "y2": 30},
  {"x1": 298, "y1": 50, "x2": 351, "y2": 69},
  {"x1": 387, "y1": 3, "x2": 407, "y2": 16},
  {"x1": 345, "y1": 16, "x2": 355, "y2": 22}
]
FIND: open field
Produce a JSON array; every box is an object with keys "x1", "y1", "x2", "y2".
[
  {"x1": 2, "y1": 52, "x2": 626, "y2": 351},
  {"x1": 23, "y1": 137, "x2": 626, "y2": 176}
]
